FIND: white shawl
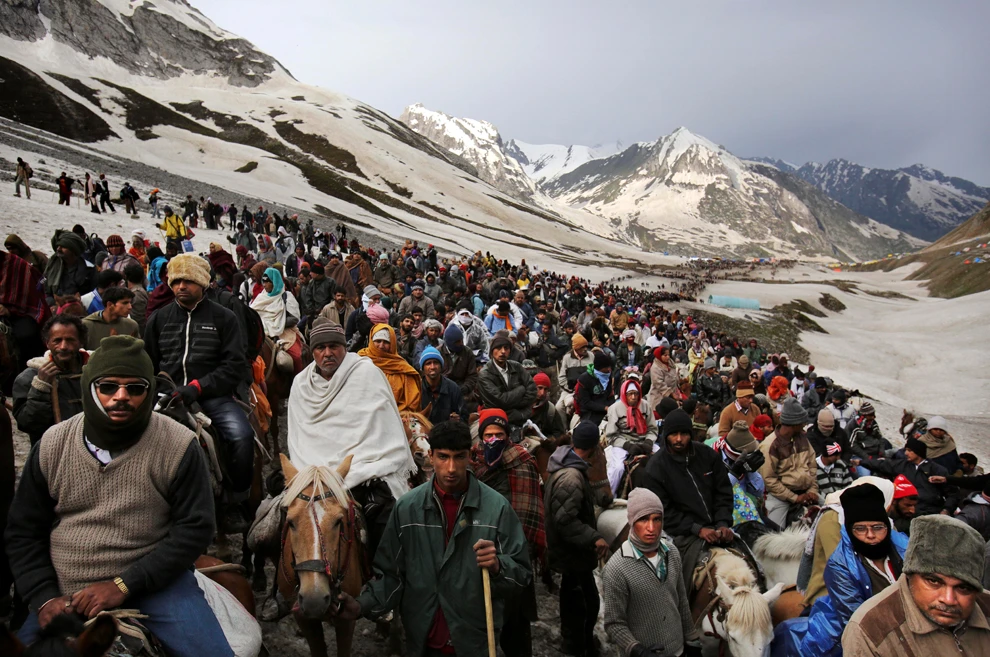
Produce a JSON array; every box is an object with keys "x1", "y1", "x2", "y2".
[
  {"x1": 251, "y1": 290, "x2": 300, "y2": 338},
  {"x1": 287, "y1": 353, "x2": 416, "y2": 500}
]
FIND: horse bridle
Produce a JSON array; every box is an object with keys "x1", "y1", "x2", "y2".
[{"x1": 280, "y1": 490, "x2": 359, "y2": 594}]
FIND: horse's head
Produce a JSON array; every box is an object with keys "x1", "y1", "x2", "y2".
[
  {"x1": 703, "y1": 575, "x2": 782, "y2": 657},
  {"x1": 401, "y1": 412, "x2": 434, "y2": 477},
  {"x1": 2, "y1": 614, "x2": 118, "y2": 657},
  {"x1": 280, "y1": 454, "x2": 356, "y2": 620}
]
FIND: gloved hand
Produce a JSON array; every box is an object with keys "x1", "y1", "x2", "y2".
[
  {"x1": 631, "y1": 643, "x2": 665, "y2": 657},
  {"x1": 171, "y1": 384, "x2": 200, "y2": 406},
  {"x1": 683, "y1": 640, "x2": 703, "y2": 657},
  {"x1": 730, "y1": 449, "x2": 765, "y2": 477}
]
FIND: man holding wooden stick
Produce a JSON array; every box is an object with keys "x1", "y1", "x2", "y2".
[{"x1": 334, "y1": 419, "x2": 531, "y2": 657}]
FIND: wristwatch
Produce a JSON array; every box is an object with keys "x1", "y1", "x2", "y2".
[{"x1": 113, "y1": 577, "x2": 130, "y2": 597}]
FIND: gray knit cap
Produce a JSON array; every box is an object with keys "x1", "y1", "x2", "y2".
[
  {"x1": 363, "y1": 284, "x2": 380, "y2": 299},
  {"x1": 627, "y1": 487, "x2": 664, "y2": 525},
  {"x1": 779, "y1": 397, "x2": 808, "y2": 426},
  {"x1": 903, "y1": 515, "x2": 985, "y2": 591},
  {"x1": 703, "y1": 358, "x2": 716, "y2": 370}
]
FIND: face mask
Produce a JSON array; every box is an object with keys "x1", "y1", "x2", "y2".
[
  {"x1": 458, "y1": 312, "x2": 473, "y2": 327},
  {"x1": 483, "y1": 436, "x2": 507, "y2": 467}
]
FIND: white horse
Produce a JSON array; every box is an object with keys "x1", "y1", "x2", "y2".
[
  {"x1": 696, "y1": 550, "x2": 785, "y2": 657},
  {"x1": 595, "y1": 507, "x2": 784, "y2": 657},
  {"x1": 752, "y1": 525, "x2": 809, "y2": 588}
]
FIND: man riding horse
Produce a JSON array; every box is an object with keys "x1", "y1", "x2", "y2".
[
  {"x1": 144, "y1": 254, "x2": 254, "y2": 532},
  {"x1": 286, "y1": 318, "x2": 417, "y2": 556},
  {"x1": 5, "y1": 336, "x2": 231, "y2": 656}
]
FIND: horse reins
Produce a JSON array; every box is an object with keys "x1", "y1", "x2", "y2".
[{"x1": 280, "y1": 490, "x2": 361, "y2": 596}]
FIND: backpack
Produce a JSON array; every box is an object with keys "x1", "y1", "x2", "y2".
[
  {"x1": 89, "y1": 233, "x2": 107, "y2": 257},
  {"x1": 25, "y1": 163, "x2": 33, "y2": 179}
]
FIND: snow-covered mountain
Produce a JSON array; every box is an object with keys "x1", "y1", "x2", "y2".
[
  {"x1": 398, "y1": 103, "x2": 538, "y2": 201},
  {"x1": 748, "y1": 157, "x2": 990, "y2": 241},
  {"x1": 0, "y1": 0, "x2": 647, "y2": 274},
  {"x1": 402, "y1": 106, "x2": 922, "y2": 260},
  {"x1": 505, "y1": 140, "x2": 621, "y2": 185}
]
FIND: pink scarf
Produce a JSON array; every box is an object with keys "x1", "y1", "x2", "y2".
[{"x1": 621, "y1": 380, "x2": 648, "y2": 435}]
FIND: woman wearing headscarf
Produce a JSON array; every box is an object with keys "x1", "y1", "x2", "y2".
[
  {"x1": 648, "y1": 346, "x2": 679, "y2": 415},
  {"x1": 251, "y1": 267, "x2": 303, "y2": 373},
  {"x1": 772, "y1": 482, "x2": 908, "y2": 657},
  {"x1": 605, "y1": 378, "x2": 659, "y2": 495},
  {"x1": 358, "y1": 323, "x2": 422, "y2": 413},
  {"x1": 241, "y1": 262, "x2": 267, "y2": 302},
  {"x1": 206, "y1": 243, "x2": 237, "y2": 292}
]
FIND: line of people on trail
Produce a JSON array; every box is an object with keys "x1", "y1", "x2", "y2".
[{"x1": 2, "y1": 219, "x2": 989, "y2": 657}]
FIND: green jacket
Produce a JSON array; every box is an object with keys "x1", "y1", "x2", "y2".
[{"x1": 356, "y1": 473, "x2": 531, "y2": 657}]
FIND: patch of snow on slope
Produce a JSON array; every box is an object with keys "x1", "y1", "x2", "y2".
[{"x1": 510, "y1": 140, "x2": 616, "y2": 182}]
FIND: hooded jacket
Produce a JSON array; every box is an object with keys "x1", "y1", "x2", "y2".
[
  {"x1": 867, "y1": 457, "x2": 957, "y2": 516},
  {"x1": 574, "y1": 369, "x2": 615, "y2": 427},
  {"x1": 640, "y1": 440, "x2": 734, "y2": 537},
  {"x1": 775, "y1": 524, "x2": 909, "y2": 657},
  {"x1": 544, "y1": 446, "x2": 603, "y2": 573}
]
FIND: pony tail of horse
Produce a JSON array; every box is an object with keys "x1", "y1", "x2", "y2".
[{"x1": 726, "y1": 586, "x2": 772, "y2": 637}]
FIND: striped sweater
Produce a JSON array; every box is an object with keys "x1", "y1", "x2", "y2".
[{"x1": 816, "y1": 457, "x2": 853, "y2": 501}]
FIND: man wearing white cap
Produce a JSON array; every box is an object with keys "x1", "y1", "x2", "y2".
[{"x1": 916, "y1": 415, "x2": 962, "y2": 475}]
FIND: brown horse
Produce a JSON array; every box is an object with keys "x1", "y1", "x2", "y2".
[
  {"x1": 277, "y1": 454, "x2": 365, "y2": 657},
  {"x1": 260, "y1": 336, "x2": 311, "y2": 455}
]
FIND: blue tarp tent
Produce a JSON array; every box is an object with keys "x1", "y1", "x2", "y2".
[{"x1": 708, "y1": 295, "x2": 761, "y2": 310}]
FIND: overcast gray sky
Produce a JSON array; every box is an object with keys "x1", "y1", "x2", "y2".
[{"x1": 199, "y1": 0, "x2": 990, "y2": 184}]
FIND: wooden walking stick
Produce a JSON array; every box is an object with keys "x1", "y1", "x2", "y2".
[{"x1": 482, "y1": 568, "x2": 496, "y2": 657}]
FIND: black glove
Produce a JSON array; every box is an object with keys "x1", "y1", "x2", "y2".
[
  {"x1": 683, "y1": 641, "x2": 703, "y2": 657},
  {"x1": 730, "y1": 449, "x2": 765, "y2": 477},
  {"x1": 171, "y1": 384, "x2": 200, "y2": 406}
]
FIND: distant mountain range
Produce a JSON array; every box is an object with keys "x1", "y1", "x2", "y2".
[
  {"x1": 745, "y1": 158, "x2": 990, "y2": 242},
  {"x1": 401, "y1": 105, "x2": 925, "y2": 260}
]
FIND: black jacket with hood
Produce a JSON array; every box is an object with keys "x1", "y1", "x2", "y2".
[{"x1": 544, "y1": 446, "x2": 603, "y2": 573}]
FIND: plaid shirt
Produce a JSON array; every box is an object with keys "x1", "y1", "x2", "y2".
[{"x1": 472, "y1": 444, "x2": 547, "y2": 559}]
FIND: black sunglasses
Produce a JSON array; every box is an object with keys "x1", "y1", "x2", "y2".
[{"x1": 96, "y1": 381, "x2": 150, "y2": 396}]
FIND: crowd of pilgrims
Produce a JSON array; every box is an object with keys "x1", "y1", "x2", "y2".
[{"x1": 2, "y1": 206, "x2": 989, "y2": 657}]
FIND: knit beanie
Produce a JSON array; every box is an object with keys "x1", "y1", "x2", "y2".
[
  {"x1": 779, "y1": 397, "x2": 808, "y2": 426},
  {"x1": 52, "y1": 229, "x2": 87, "y2": 256},
  {"x1": 817, "y1": 409, "x2": 835, "y2": 435},
  {"x1": 904, "y1": 515, "x2": 985, "y2": 591},
  {"x1": 859, "y1": 401, "x2": 875, "y2": 415},
  {"x1": 309, "y1": 317, "x2": 346, "y2": 348},
  {"x1": 627, "y1": 487, "x2": 664, "y2": 525},
  {"x1": 703, "y1": 358, "x2": 716, "y2": 370},
  {"x1": 419, "y1": 346, "x2": 443, "y2": 370},
  {"x1": 490, "y1": 333, "x2": 512, "y2": 353},
  {"x1": 905, "y1": 437, "x2": 928, "y2": 459},
  {"x1": 478, "y1": 408, "x2": 509, "y2": 437},
  {"x1": 167, "y1": 254, "x2": 211, "y2": 289},
  {"x1": 533, "y1": 372, "x2": 551, "y2": 388},
  {"x1": 363, "y1": 284, "x2": 380, "y2": 299},
  {"x1": 443, "y1": 322, "x2": 464, "y2": 353},
  {"x1": 106, "y1": 234, "x2": 125, "y2": 249},
  {"x1": 738, "y1": 355, "x2": 750, "y2": 367},
  {"x1": 571, "y1": 334, "x2": 588, "y2": 350},
  {"x1": 927, "y1": 416, "x2": 949, "y2": 432},
  {"x1": 736, "y1": 381, "x2": 754, "y2": 398},
  {"x1": 572, "y1": 421, "x2": 599, "y2": 450},
  {"x1": 310, "y1": 261, "x2": 325, "y2": 274},
  {"x1": 81, "y1": 335, "x2": 156, "y2": 451},
  {"x1": 893, "y1": 474, "x2": 919, "y2": 500},
  {"x1": 841, "y1": 483, "x2": 893, "y2": 560},
  {"x1": 725, "y1": 420, "x2": 758, "y2": 454},
  {"x1": 655, "y1": 396, "x2": 678, "y2": 419},
  {"x1": 662, "y1": 408, "x2": 693, "y2": 439},
  {"x1": 593, "y1": 351, "x2": 612, "y2": 371}
]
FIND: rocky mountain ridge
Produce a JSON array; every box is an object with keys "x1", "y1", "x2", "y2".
[
  {"x1": 747, "y1": 157, "x2": 990, "y2": 241},
  {"x1": 401, "y1": 106, "x2": 923, "y2": 260}
]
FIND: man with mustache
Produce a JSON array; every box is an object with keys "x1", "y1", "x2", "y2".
[
  {"x1": 12, "y1": 315, "x2": 89, "y2": 445},
  {"x1": 842, "y1": 515, "x2": 990, "y2": 656},
  {"x1": 6, "y1": 335, "x2": 229, "y2": 656},
  {"x1": 286, "y1": 318, "x2": 417, "y2": 558}
]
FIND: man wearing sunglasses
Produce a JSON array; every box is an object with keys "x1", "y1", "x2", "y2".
[{"x1": 7, "y1": 335, "x2": 231, "y2": 656}]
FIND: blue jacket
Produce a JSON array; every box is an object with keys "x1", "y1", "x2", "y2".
[{"x1": 772, "y1": 524, "x2": 909, "y2": 657}]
